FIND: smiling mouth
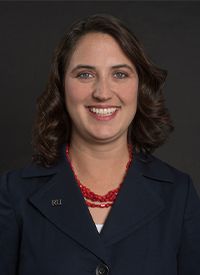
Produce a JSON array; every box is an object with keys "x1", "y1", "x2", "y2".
[{"x1": 88, "y1": 107, "x2": 117, "y2": 116}]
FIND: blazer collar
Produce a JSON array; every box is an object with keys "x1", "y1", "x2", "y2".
[
  {"x1": 25, "y1": 144, "x2": 173, "y2": 262},
  {"x1": 131, "y1": 151, "x2": 174, "y2": 183},
  {"x1": 22, "y1": 144, "x2": 68, "y2": 178}
]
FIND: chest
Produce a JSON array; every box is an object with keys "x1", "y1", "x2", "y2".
[
  {"x1": 17, "y1": 205, "x2": 180, "y2": 275},
  {"x1": 89, "y1": 206, "x2": 112, "y2": 224}
]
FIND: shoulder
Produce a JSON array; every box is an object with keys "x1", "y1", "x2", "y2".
[
  {"x1": 0, "y1": 162, "x2": 56, "y2": 201},
  {"x1": 1, "y1": 166, "x2": 28, "y2": 192},
  {"x1": 132, "y1": 152, "x2": 199, "y2": 203},
  {"x1": 132, "y1": 153, "x2": 200, "y2": 213},
  {"x1": 0, "y1": 149, "x2": 69, "y2": 199},
  {"x1": 133, "y1": 152, "x2": 191, "y2": 184}
]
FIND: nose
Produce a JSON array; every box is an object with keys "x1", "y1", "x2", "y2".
[{"x1": 92, "y1": 77, "x2": 113, "y2": 101}]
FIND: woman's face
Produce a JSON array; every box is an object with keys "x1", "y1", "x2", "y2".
[{"x1": 64, "y1": 33, "x2": 138, "y2": 145}]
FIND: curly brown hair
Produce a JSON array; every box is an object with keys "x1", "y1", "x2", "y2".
[{"x1": 30, "y1": 14, "x2": 174, "y2": 167}]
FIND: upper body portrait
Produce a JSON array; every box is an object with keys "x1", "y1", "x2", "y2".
[{"x1": 0, "y1": 14, "x2": 200, "y2": 275}]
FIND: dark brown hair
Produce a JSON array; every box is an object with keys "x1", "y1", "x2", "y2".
[{"x1": 31, "y1": 14, "x2": 174, "y2": 167}]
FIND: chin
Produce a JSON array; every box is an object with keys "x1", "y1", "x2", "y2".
[{"x1": 89, "y1": 131, "x2": 120, "y2": 143}]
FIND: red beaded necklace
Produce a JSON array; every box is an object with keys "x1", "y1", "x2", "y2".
[{"x1": 66, "y1": 144, "x2": 132, "y2": 208}]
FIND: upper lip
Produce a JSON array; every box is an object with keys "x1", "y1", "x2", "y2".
[{"x1": 86, "y1": 105, "x2": 120, "y2": 108}]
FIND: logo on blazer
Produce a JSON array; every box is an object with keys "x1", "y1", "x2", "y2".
[{"x1": 52, "y1": 199, "x2": 62, "y2": 206}]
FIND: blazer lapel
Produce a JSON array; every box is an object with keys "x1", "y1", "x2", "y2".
[
  {"x1": 27, "y1": 156, "x2": 109, "y2": 262},
  {"x1": 100, "y1": 155, "x2": 173, "y2": 246}
]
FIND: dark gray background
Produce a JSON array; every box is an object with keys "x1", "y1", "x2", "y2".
[{"x1": 0, "y1": 1, "x2": 200, "y2": 196}]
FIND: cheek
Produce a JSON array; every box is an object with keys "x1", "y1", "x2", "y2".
[
  {"x1": 122, "y1": 85, "x2": 138, "y2": 105},
  {"x1": 65, "y1": 81, "x2": 82, "y2": 108},
  {"x1": 65, "y1": 79, "x2": 93, "y2": 104}
]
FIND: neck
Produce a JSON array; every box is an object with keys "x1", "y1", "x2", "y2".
[
  {"x1": 69, "y1": 138, "x2": 129, "y2": 165},
  {"x1": 67, "y1": 138, "x2": 130, "y2": 193}
]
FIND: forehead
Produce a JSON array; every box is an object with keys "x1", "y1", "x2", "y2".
[{"x1": 68, "y1": 32, "x2": 133, "y2": 67}]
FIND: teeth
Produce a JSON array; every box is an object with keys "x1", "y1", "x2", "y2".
[{"x1": 89, "y1": 107, "x2": 117, "y2": 116}]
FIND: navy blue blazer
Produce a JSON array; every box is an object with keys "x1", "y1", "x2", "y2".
[{"x1": 1, "y1": 146, "x2": 200, "y2": 275}]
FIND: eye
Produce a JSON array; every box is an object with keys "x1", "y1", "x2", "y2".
[
  {"x1": 114, "y1": 72, "x2": 128, "y2": 78},
  {"x1": 77, "y1": 72, "x2": 93, "y2": 79}
]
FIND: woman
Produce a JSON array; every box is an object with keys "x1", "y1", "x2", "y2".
[{"x1": 0, "y1": 14, "x2": 200, "y2": 275}]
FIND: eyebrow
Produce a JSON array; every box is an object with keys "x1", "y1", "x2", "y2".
[
  {"x1": 70, "y1": 65, "x2": 95, "y2": 74},
  {"x1": 70, "y1": 64, "x2": 134, "y2": 74},
  {"x1": 111, "y1": 64, "x2": 134, "y2": 72}
]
